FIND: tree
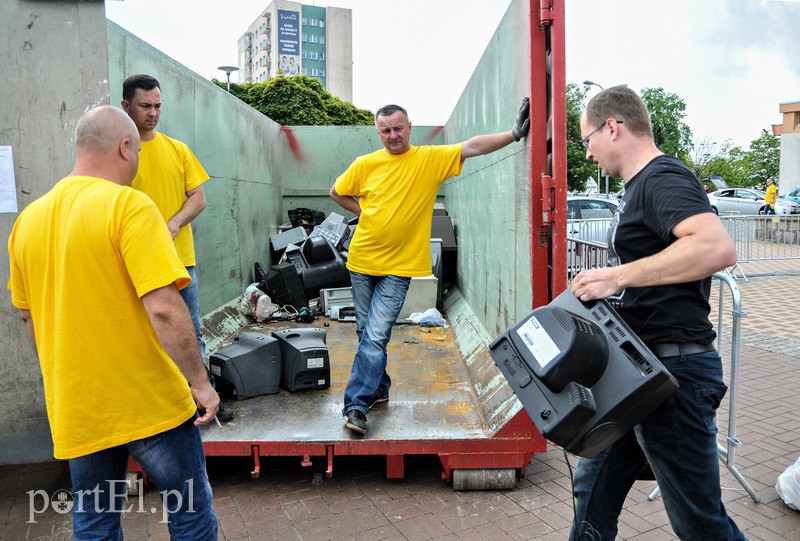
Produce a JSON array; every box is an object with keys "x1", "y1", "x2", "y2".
[
  {"x1": 565, "y1": 83, "x2": 624, "y2": 193},
  {"x1": 740, "y1": 131, "x2": 780, "y2": 189},
  {"x1": 641, "y1": 87, "x2": 693, "y2": 165},
  {"x1": 566, "y1": 83, "x2": 596, "y2": 192},
  {"x1": 212, "y1": 75, "x2": 373, "y2": 126},
  {"x1": 689, "y1": 131, "x2": 779, "y2": 189}
]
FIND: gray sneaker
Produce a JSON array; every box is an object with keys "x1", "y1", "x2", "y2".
[{"x1": 344, "y1": 410, "x2": 367, "y2": 434}]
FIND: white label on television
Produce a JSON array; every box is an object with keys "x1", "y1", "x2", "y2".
[
  {"x1": 516, "y1": 316, "x2": 561, "y2": 368},
  {"x1": 307, "y1": 357, "x2": 324, "y2": 369},
  {"x1": 318, "y1": 379, "x2": 326, "y2": 386},
  {"x1": 210, "y1": 364, "x2": 222, "y2": 377}
]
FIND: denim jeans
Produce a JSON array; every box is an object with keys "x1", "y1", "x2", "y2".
[
  {"x1": 69, "y1": 416, "x2": 217, "y2": 540},
  {"x1": 764, "y1": 205, "x2": 776, "y2": 215},
  {"x1": 569, "y1": 349, "x2": 745, "y2": 541},
  {"x1": 180, "y1": 266, "x2": 215, "y2": 388},
  {"x1": 342, "y1": 272, "x2": 411, "y2": 416}
]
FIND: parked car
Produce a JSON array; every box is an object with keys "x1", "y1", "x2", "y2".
[
  {"x1": 786, "y1": 188, "x2": 800, "y2": 205},
  {"x1": 707, "y1": 188, "x2": 800, "y2": 216},
  {"x1": 567, "y1": 196, "x2": 618, "y2": 276},
  {"x1": 567, "y1": 195, "x2": 619, "y2": 240}
]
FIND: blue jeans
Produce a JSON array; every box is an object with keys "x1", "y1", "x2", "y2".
[
  {"x1": 180, "y1": 266, "x2": 215, "y2": 389},
  {"x1": 569, "y1": 349, "x2": 745, "y2": 541},
  {"x1": 764, "y1": 205, "x2": 775, "y2": 215},
  {"x1": 342, "y1": 272, "x2": 411, "y2": 416},
  {"x1": 69, "y1": 416, "x2": 217, "y2": 540}
]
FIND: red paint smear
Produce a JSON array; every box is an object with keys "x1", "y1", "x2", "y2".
[
  {"x1": 281, "y1": 126, "x2": 305, "y2": 162},
  {"x1": 424, "y1": 126, "x2": 445, "y2": 143}
]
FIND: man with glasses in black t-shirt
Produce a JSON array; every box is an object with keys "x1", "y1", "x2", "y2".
[{"x1": 569, "y1": 85, "x2": 745, "y2": 541}]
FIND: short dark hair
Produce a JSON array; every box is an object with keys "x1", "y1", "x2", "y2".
[
  {"x1": 375, "y1": 104, "x2": 409, "y2": 126},
  {"x1": 122, "y1": 74, "x2": 160, "y2": 102},
  {"x1": 586, "y1": 85, "x2": 652, "y2": 138}
]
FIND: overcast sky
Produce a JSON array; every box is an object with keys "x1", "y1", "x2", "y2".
[{"x1": 105, "y1": 0, "x2": 799, "y2": 150}]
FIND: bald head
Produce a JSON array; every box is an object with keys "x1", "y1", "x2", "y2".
[
  {"x1": 70, "y1": 106, "x2": 141, "y2": 185},
  {"x1": 75, "y1": 106, "x2": 139, "y2": 155}
]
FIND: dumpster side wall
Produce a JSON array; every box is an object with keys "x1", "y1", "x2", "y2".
[
  {"x1": 108, "y1": 21, "x2": 286, "y2": 310},
  {"x1": 277, "y1": 126, "x2": 445, "y2": 221},
  {"x1": 0, "y1": 0, "x2": 110, "y2": 463},
  {"x1": 439, "y1": 0, "x2": 534, "y2": 434}
]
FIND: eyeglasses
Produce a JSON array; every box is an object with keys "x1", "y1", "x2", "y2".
[{"x1": 580, "y1": 120, "x2": 623, "y2": 150}]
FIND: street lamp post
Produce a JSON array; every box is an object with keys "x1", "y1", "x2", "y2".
[
  {"x1": 582, "y1": 80, "x2": 604, "y2": 91},
  {"x1": 217, "y1": 66, "x2": 239, "y2": 92}
]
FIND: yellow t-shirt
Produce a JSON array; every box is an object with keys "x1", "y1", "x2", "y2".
[
  {"x1": 766, "y1": 184, "x2": 777, "y2": 206},
  {"x1": 132, "y1": 132, "x2": 209, "y2": 266},
  {"x1": 8, "y1": 176, "x2": 197, "y2": 460},
  {"x1": 335, "y1": 144, "x2": 463, "y2": 276}
]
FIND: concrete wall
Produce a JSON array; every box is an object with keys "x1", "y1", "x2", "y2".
[
  {"x1": 325, "y1": 7, "x2": 354, "y2": 102},
  {"x1": 0, "y1": 0, "x2": 110, "y2": 463},
  {"x1": 779, "y1": 132, "x2": 800, "y2": 195}
]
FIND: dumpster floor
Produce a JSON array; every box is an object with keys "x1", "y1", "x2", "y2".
[{"x1": 200, "y1": 319, "x2": 490, "y2": 443}]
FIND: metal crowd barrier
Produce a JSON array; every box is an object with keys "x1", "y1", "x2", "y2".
[
  {"x1": 566, "y1": 238, "x2": 609, "y2": 280},
  {"x1": 720, "y1": 215, "x2": 800, "y2": 263},
  {"x1": 567, "y1": 217, "x2": 615, "y2": 246},
  {"x1": 565, "y1": 238, "x2": 761, "y2": 503}
]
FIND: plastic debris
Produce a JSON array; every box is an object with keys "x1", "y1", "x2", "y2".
[{"x1": 408, "y1": 308, "x2": 448, "y2": 328}]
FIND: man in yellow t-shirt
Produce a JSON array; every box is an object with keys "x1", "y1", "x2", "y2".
[
  {"x1": 122, "y1": 74, "x2": 232, "y2": 421},
  {"x1": 330, "y1": 100, "x2": 531, "y2": 434},
  {"x1": 7, "y1": 106, "x2": 218, "y2": 539},
  {"x1": 765, "y1": 178, "x2": 777, "y2": 215}
]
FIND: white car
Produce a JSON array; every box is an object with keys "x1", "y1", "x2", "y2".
[
  {"x1": 567, "y1": 196, "x2": 619, "y2": 243},
  {"x1": 707, "y1": 188, "x2": 800, "y2": 215}
]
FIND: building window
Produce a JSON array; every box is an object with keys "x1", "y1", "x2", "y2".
[
  {"x1": 302, "y1": 33, "x2": 307, "y2": 42},
  {"x1": 319, "y1": 20, "x2": 325, "y2": 28},
  {"x1": 302, "y1": 51, "x2": 307, "y2": 59},
  {"x1": 302, "y1": 67, "x2": 308, "y2": 75},
  {"x1": 309, "y1": 34, "x2": 318, "y2": 44},
  {"x1": 320, "y1": 52, "x2": 325, "y2": 60},
  {"x1": 319, "y1": 36, "x2": 325, "y2": 44},
  {"x1": 310, "y1": 67, "x2": 318, "y2": 76},
  {"x1": 321, "y1": 69, "x2": 325, "y2": 77}
]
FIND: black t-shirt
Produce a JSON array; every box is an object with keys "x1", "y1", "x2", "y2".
[{"x1": 607, "y1": 155, "x2": 716, "y2": 346}]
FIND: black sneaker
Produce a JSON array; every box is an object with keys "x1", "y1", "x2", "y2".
[
  {"x1": 369, "y1": 395, "x2": 389, "y2": 409},
  {"x1": 343, "y1": 410, "x2": 367, "y2": 434},
  {"x1": 216, "y1": 403, "x2": 234, "y2": 422}
]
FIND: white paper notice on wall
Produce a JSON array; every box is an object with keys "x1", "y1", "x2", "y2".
[{"x1": 0, "y1": 146, "x2": 19, "y2": 214}]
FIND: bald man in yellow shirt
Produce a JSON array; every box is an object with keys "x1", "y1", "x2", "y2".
[
  {"x1": 8, "y1": 106, "x2": 218, "y2": 539},
  {"x1": 331, "y1": 100, "x2": 530, "y2": 434}
]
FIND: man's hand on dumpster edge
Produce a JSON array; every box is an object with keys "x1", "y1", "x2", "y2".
[
  {"x1": 192, "y1": 381, "x2": 220, "y2": 426},
  {"x1": 512, "y1": 97, "x2": 531, "y2": 141}
]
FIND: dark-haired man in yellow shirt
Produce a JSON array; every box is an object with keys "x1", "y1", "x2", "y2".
[
  {"x1": 122, "y1": 74, "x2": 233, "y2": 421},
  {"x1": 331, "y1": 100, "x2": 530, "y2": 434}
]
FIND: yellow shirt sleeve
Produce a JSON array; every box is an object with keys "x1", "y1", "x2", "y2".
[
  {"x1": 8, "y1": 214, "x2": 29, "y2": 309},
  {"x1": 119, "y1": 192, "x2": 191, "y2": 297}
]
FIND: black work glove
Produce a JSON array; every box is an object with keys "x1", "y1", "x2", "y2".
[{"x1": 511, "y1": 97, "x2": 531, "y2": 141}]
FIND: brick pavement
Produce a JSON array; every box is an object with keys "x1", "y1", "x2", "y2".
[{"x1": 2, "y1": 262, "x2": 800, "y2": 540}]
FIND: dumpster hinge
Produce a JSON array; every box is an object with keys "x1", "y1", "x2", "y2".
[
  {"x1": 541, "y1": 173, "x2": 555, "y2": 224},
  {"x1": 538, "y1": 0, "x2": 554, "y2": 27}
]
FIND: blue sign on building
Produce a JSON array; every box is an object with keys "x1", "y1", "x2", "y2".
[{"x1": 277, "y1": 10, "x2": 299, "y2": 55}]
